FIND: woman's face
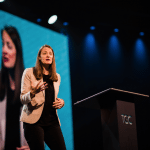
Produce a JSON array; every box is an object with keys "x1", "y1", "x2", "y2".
[
  {"x1": 39, "y1": 47, "x2": 53, "y2": 65},
  {"x1": 2, "y1": 30, "x2": 17, "y2": 68}
]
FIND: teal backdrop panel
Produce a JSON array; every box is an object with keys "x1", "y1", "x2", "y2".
[{"x1": 0, "y1": 10, "x2": 73, "y2": 150}]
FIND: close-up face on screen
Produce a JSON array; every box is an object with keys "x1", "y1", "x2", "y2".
[{"x1": 0, "y1": 10, "x2": 73, "y2": 150}]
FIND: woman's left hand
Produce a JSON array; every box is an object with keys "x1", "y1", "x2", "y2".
[{"x1": 53, "y1": 98, "x2": 64, "y2": 109}]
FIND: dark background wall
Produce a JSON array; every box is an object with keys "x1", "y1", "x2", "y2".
[
  {"x1": 67, "y1": 26, "x2": 150, "y2": 149},
  {"x1": 68, "y1": 26, "x2": 150, "y2": 102}
]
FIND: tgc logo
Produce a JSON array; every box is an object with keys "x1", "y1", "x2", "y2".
[{"x1": 121, "y1": 114, "x2": 132, "y2": 125}]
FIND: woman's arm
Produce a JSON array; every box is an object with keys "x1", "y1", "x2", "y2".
[
  {"x1": 20, "y1": 68, "x2": 48, "y2": 105},
  {"x1": 20, "y1": 68, "x2": 32, "y2": 104}
]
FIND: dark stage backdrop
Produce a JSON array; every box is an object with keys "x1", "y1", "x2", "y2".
[
  {"x1": 68, "y1": 26, "x2": 150, "y2": 149},
  {"x1": 69, "y1": 27, "x2": 150, "y2": 101}
]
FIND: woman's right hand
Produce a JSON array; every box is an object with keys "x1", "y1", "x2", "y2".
[{"x1": 30, "y1": 80, "x2": 48, "y2": 98}]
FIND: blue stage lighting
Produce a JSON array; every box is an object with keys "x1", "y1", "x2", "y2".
[
  {"x1": 114, "y1": 28, "x2": 119, "y2": 32},
  {"x1": 134, "y1": 38, "x2": 147, "y2": 63},
  {"x1": 63, "y1": 22, "x2": 69, "y2": 26},
  {"x1": 139, "y1": 32, "x2": 144, "y2": 36},
  {"x1": 108, "y1": 35, "x2": 121, "y2": 60},
  {"x1": 83, "y1": 33, "x2": 98, "y2": 59},
  {"x1": 90, "y1": 26, "x2": 95, "y2": 30},
  {"x1": 37, "y1": 18, "x2": 41, "y2": 22}
]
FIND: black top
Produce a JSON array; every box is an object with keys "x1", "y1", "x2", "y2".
[{"x1": 37, "y1": 75, "x2": 59, "y2": 126}]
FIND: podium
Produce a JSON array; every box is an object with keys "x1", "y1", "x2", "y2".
[{"x1": 74, "y1": 88, "x2": 149, "y2": 150}]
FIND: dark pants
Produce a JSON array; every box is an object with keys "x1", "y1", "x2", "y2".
[{"x1": 23, "y1": 123, "x2": 66, "y2": 150}]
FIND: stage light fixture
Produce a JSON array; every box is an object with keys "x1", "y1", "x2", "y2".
[
  {"x1": 114, "y1": 28, "x2": 119, "y2": 32},
  {"x1": 63, "y1": 22, "x2": 69, "y2": 26},
  {"x1": 139, "y1": 32, "x2": 144, "y2": 36},
  {"x1": 37, "y1": 18, "x2": 41, "y2": 22},
  {"x1": 90, "y1": 26, "x2": 95, "y2": 30},
  {"x1": 0, "y1": 0, "x2": 5, "y2": 2},
  {"x1": 48, "y1": 15, "x2": 58, "y2": 24}
]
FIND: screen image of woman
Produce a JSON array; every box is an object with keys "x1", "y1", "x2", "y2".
[
  {"x1": 20, "y1": 45, "x2": 66, "y2": 150},
  {"x1": 0, "y1": 26, "x2": 28, "y2": 150}
]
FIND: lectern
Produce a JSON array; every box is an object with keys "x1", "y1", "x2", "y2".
[{"x1": 74, "y1": 88, "x2": 149, "y2": 150}]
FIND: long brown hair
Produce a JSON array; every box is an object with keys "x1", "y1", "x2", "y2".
[
  {"x1": 0, "y1": 26, "x2": 24, "y2": 102},
  {"x1": 33, "y1": 44, "x2": 58, "y2": 82}
]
